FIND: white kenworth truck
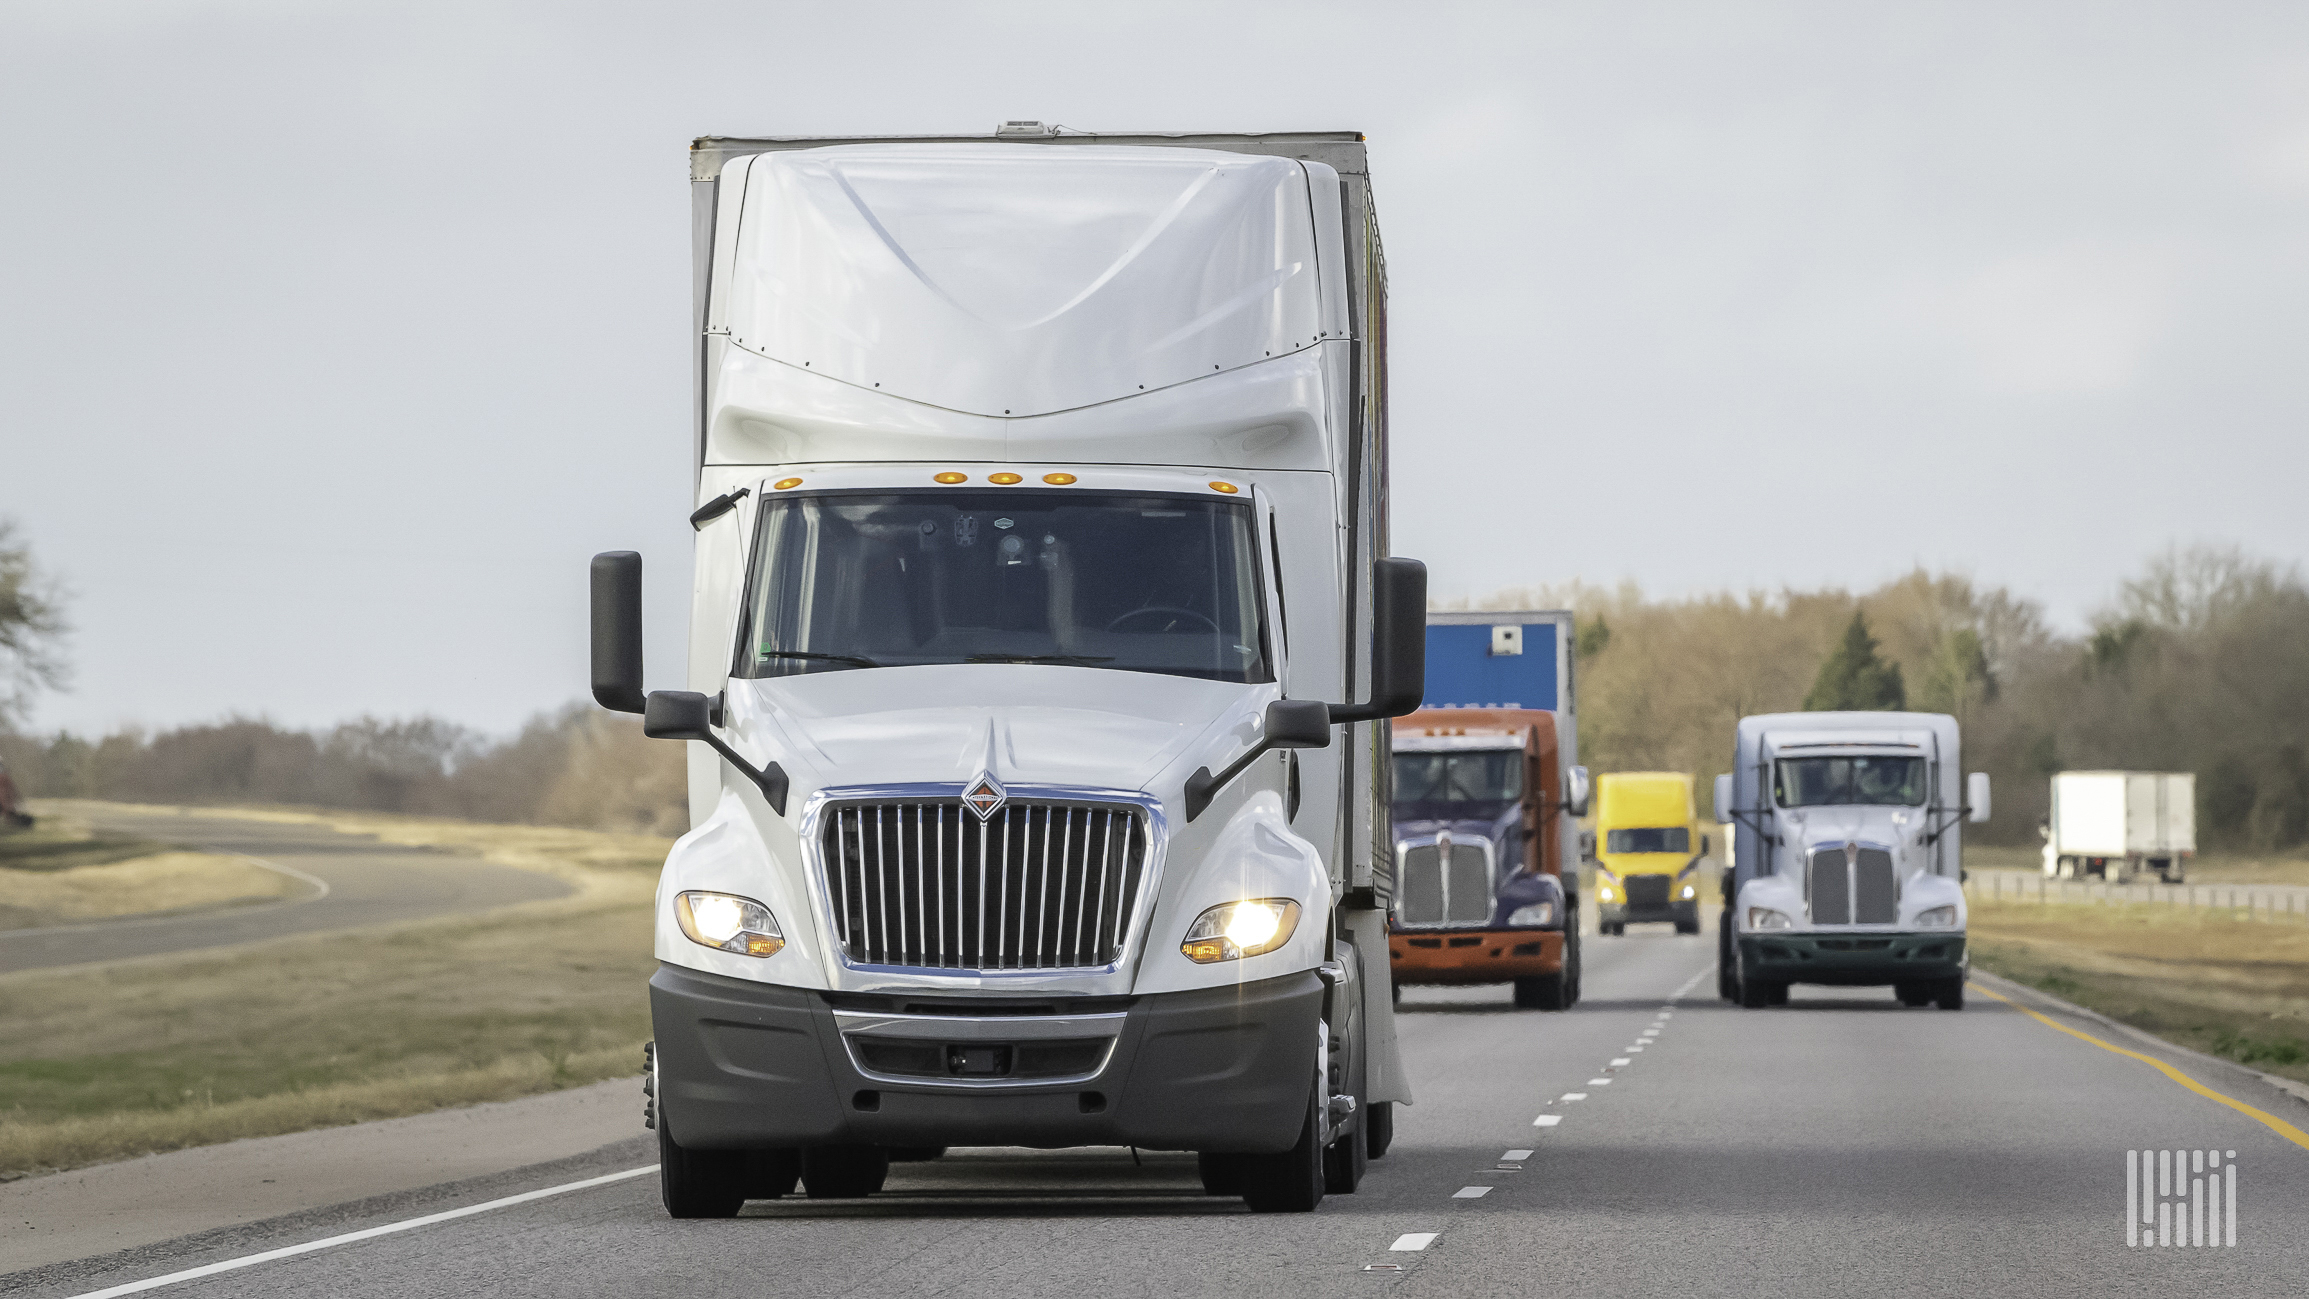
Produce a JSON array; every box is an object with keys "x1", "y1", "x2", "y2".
[
  {"x1": 590, "y1": 128, "x2": 1424, "y2": 1217},
  {"x1": 1714, "y1": 712, "x2": 1989, "y2": 1011}
]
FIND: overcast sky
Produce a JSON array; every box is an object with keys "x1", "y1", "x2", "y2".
[{"x1": 6, "y1": 1, "x2": 2307, "y2": 736}]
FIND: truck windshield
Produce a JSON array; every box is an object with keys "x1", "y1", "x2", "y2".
[
  {"x1": 732, "y1": 491, "x2": 1271, "y2": 684},
  {"x1": 1393, "y1": 751, "x2": 1523, "y2": 804},
  {"x1": 1774, "y1": 756, "x2": 1927, "y2": 807},
  {"x1": 1605, "y1": 827, "x2": 1690, "y2": 854}
]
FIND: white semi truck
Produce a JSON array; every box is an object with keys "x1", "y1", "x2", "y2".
[
  {"x1": 590, "y1": 128, "x2": 1423, "y2": 1217},
  {"x1": 1714, "y1": 712, "x2": 1988, "y2": 1010},
  {"x1": 2041, "y1": 771, "x2": 2194, "y2": 883}
]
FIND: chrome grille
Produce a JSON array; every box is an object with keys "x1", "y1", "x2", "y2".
[
  {"x1": 1395, "y1": 842, "x2": 1495, "y2": 927},
  {"x1": 1808, "y1": 847, "x2": 1899, "y2": 925},
  {"x1": 1809, "y1": 848, "x2": 1851, "y2": 925},
  {"x1": 820, "y1": 800, "x2": 1147, "y2": 970}
]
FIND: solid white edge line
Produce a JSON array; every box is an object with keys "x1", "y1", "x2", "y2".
[
  {"x1": 1390, "y1": 1232, "x2": 1439, "y2": 1251},
  {"x1": 207, "y1": 844, "x2": 334, "y2": 902},
  {"x1": 64, "y1": 1165, "x2": 659, "y2": 1299}
]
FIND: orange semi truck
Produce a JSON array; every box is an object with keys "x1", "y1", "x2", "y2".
[{"x1": 1387, "y1": 613, "x2": 1591, "y2": 1010}]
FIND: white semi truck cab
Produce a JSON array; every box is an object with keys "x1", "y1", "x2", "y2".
[
  {"x1": 1714, "y1": 712, "x2": 1989, "y2": 1010},
  {"x1": 590, "y1": 129, "x2": 1422, "y2": 1217}
]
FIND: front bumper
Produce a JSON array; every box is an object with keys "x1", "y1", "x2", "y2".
[
  {"x1": 648, "y1": 963, "x2": 1323, "y2": 1154},
  {"x1": 1389, "y1": 929, "x2": 1562, "y2": 985},
  {"x1": 1736, "y1": 932, "x2": 1967, "y2": 986},
  {"x1": 1600, "y1": 898, "x2": 1699, "y2": 926}
]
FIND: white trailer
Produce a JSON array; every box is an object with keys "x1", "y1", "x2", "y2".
[
  {"x1": 590, "y1": 127, "x2": 1424, "y2": 1218},
  {"x1": 2042, "y1": 771, "x2": 2195, "y2": 884}
]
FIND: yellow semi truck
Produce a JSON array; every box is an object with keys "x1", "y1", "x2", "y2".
[{"x1": 1592, "y1": 772, "x2": 1706, "y2": 936}]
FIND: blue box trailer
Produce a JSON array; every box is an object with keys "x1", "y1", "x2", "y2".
[{"x1": 1422, "y1": 611, "x2": 1576, "y2": 728}]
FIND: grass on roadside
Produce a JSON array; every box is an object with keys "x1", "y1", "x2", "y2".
[
  {"x1": 1967, "y1": 898, "x2": 2309, "y2": 1085},
  {"x1": 0, "y1": 804, "x2": 672, "y2": 1179},
  {"x1": 0, "y1": 812, "x2": 304, "y2": 930}
]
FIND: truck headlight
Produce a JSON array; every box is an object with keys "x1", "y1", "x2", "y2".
[
  {"x1": 1746, "y1": 907, "x2": 1794, "y2": 931},
  {"x1": 1508, "y1": 901, "x2": 1556, "y2": 927},
  {"x1": 1679, "y1": 885, "x2": 1695, "y2": 899},
  {"x1": 1915, "y1": 904, "x2": 1959, "y2": 930},
  {"x1": 674, "y1": 890, "x2": 784, "y2": 957},
  {"x1": 1181, "y1": 899, "x2": 1302, "y2": 963},
  {"x1": 1598, "y1": 885, "x2": 1616, "y2": 902}
]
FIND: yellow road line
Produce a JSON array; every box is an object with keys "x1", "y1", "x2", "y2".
[{"x1": 1969, "y1": 981, "x2": 2309, "y2": 1153}]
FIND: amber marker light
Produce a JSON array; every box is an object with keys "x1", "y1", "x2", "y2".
[
  {"x1": 1042, "y1": 473, "x2": 1077, "y2": 485},
  {"x1": 988, "y1": 472, "x2": 1024, "y2": 485},
  {"x1": 934, "y1": 472, "x2": 968, "y2": 484},
  {"x1": 1209, "y1": 481, "x2": 1240, "y2": 494},
  {"x1": 773, "y1": 477, "x2": 803, "y2": 490}
]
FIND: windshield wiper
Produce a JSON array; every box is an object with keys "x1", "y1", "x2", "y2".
[
  {"x1": 759, "y1": 650, "x2": 884, "y2": 669},
  {"x1": 963, "y1": 654, "x2": 1116, "y2": 666}
]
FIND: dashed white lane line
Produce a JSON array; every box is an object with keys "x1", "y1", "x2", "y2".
[
  {"x1": 63, "y1": 1165, "x2": 659, "y2": 1299},
  {"x1": 1453, "y1": 1186, "x2": 1493, "y2": 1199},
  {"x1": 1672, "y1": 964, "x2": 1712, "y2": 998},
  {"x1": 1587, "y1": 1078, "x2": 1613, "y2": 1086},
  {"x1": 1503, "y1": 1149, "x2": 1534, "y2": 1160},
  {"x1": 1610, "y1": 1057, "x2": 1631, "y2": 1066},
  {"x1": 1532, "y1": 1114, "x2": 1562, "y2": 1126},
  {"x1": 1560, "y1": 1092, "x2": 1587, "y2": 1101},
  {"x1": 1391, "y1": 1233, "x2": 1439, "y2": 1251}
]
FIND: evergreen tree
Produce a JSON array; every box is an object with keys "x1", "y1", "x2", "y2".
[{"x1": 1804, "y1": 611, "x2": 1906, "y2": 711}]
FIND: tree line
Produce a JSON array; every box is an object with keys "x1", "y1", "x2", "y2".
[{"x1": 1456, "y1": 545, "x2": 2309, "y2": 850}]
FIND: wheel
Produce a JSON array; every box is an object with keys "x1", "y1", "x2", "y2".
[
  {"x1": 1739, "y1": 977, "x2": 1779, "y2": 1009},
  {"x1": 1513, "y1": 973, "x2": 1567, "y2": 1010},
  {"x1": 657, "y1": 1116, "x2": 748, "y2": 1219},
  {"x1": 1935, "y1": 979, "x2": 1965, "y2": 1011},
  {"x1": 1718, "y1": 911, "x2": 1738, "y2": 1001},
  {"x1": 1391, "y1": 980, "x2": 1402, "y2": 1007},
  {"x1": 1895, "y1": 982, "x2": 1933, "y2": 1007},
  {"x1": 885, "y1": 1146, "x2": 947, "y2": 1162},
  {"x1": 1767, "y1": 983, "x2": 1788, "y2": 1006},
  {"x1": 1365, "y1": 1101, "x2": 1394, "y2": 1160},
  {"x1": 1196, "y1": 1151, "x2": 1246, "y2": 1196},
  {"x1": 801, "y1": 1144, "x2": 890, "y2": 1198},
  {"x1": 1563, "y1": 924, "x2": 1583, "y2": 1005},
  {"x1": 1239, "y1": 1084, "x2": 1326, "y2": 1213},
  {"x1": 1675, "y1": 919, "x2": 1700, "y2": 935},
  {"x1": 1323, "y1": 1104, "x2": 1365, "y2": 1194}
]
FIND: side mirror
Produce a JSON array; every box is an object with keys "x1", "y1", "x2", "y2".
[
  {"x1": 1566, "y1": 765, "x2": 1592, "y2": 818},
  {"x1": 1967, "y1": 772, "x2": 1992, "y2": 824},
  {"x1": 643, "y1": 689, "x2": 713, "y2": 740},
  {"x1": 1263, "y1": 699, "x2": 1334, "y2": 750},
  {"x1": 1184, "y1": 698, "x2": 1332, "y2": 821},
  {"x1": 1701, "y1": 833, "x2": 1712, "y2": 858},
  {"x1": 1713, "y1": 773, "x2": 1733, "y2": 825},
  {"x1": 644, "y1": 689, "x2": 789, "y2": 816},
  {"x1": 1330, "y1": 558, "x2": 1427, "y2": 724},
  {"x1": 591, "y1": 552, "x2": 645, "y2": 714}
]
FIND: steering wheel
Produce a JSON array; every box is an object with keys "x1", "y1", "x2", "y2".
[{"x1": 1104, "y1": 606, "x2": 1219, "y2": 634}]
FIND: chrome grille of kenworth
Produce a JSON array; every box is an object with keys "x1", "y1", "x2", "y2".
[
  {"x1": 819, "y1": 798, "x2": 1150, "y2": 970},
  {"x1": 1807, "y1": 846, "x2": 1899, "y2": 925},
  {"x1": 1394, "y1": 840, "x2": 1495, "y2": 927}
]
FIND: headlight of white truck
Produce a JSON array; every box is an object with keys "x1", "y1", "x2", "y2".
[
  {"x1": 1914, "y1": 904, "x2": 1960, "y2": 929},
  {"x1": 674, "y1": 891, "x2": 784, "y2": 957},
  {"x1": 1746, "y1": 907, "x2": 1795, "y2": 931},
  {"x1": 1508, "y1": 901, "x2": 1556, "y2": 926},
  {"x1": 1181, "y1": 899, "x2": 1301, "y2": 963}
]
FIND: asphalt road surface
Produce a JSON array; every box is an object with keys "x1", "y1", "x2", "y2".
[
  {"x1": 11, "y1": 929, "x2": 2308, "y2": 1298},
  {"x1": 0, "y1": 806, "x2": 569, "y2": 974}
]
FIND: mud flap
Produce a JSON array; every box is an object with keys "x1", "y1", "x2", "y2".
[{"x1": 1342, "y1": 907, "x2": 1410, "y2": 1105}]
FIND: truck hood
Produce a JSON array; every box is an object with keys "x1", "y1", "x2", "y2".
[
  {"x1": 1393, "y1": 803, "x2": 1518, "y2": 846},
  {"x1": 1777, "y1": 804, "x2": 1924, "y2": 854},
  {"x1": 732, "y1": 664, "x2": 1254, "y2": 795}
]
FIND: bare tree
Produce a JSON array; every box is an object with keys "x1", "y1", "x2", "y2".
[{"x1": 0, "y1": 520, "x2": 69, "y2": 725}]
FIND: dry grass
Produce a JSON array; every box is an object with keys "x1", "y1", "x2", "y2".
[
  {"x1": 0, "y1": 804, "x2": 670, "y2": 1178},
  {"x1": 0, "y1": 812, "x2": 303, "y2": 930},
  {"x1": 1968, "y1": 898, "x2": 2309, "y2": 1084},
  {"x1": 1966, "y1": 840, "x2": 2309, "y2": 887}
]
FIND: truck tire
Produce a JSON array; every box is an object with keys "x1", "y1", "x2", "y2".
[
  {"x1": 1513, "y1": 973, "x2": 1567, "y2": 1010},
  {"x1": 1675, "y1": 919, "x2": 1700, "y2": 935},
  {"x1": 1197, "y1": 1151, "x2": 1246, "y2": 1196},
  {"x1": 1719, "y1": 910, "x2": 1738, "y2": 1002},
  {"x1": 1894, "y1": 981, "x2": 1933, "y2": 1007},
  {"x1": 885, "y1": 1146, "x2": 947, "y2": 1162},
  {"x1": 1935, "y1": 979, "x2": 1965, "y2": 1011},
  {"x1": 1239, "y1": 1084, "x2": 1327, "y2": 1213},
  {"x1": 1564, "y1": 925, "x2": 1583, "y2": 1005},
  {"x1": 1366, "y1": 1101, "x2": 1394, "y2": 1160},
  {"x1": 802, "y1": 1144, "x2": 889, "y2": 1198},
  {"x1": 657, "y1": 1117, "x2": 748, "y2": 1219},
  {"x1": 1767, "y1": 982, "x2": 1789, "y2": 1006},
  {"x1": 1323, "y1": 1107, "x2": 1365, "y2": 1194},
  {"x1": 1739, "y1": 977, "x2": 1780, "y2": 1009}
]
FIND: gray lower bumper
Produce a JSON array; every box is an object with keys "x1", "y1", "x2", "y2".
[
  {"x1": 1736, "y1": 932, "x2": 1967, "y2": 986},
  {"x1": 1602, "y1": 899, "x2": 1699, "y2": 926},
  {"x1": 648, "y1": 963, "x2": 1323, "y2": 1154}
]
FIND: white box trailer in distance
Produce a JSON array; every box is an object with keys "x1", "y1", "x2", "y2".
[
  {"x1": 2043, "y1": 771, "x2": 2194, "y2": 883},
  {"x1": 589, "y1": 127, "x2": 1424, "y2": 1218}
]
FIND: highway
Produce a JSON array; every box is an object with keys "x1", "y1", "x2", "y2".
[
  {"x1": 0, "y1": 807, "x2": 569, "y2": 974},
  {"x1": 10, "y1": 928, "x2": 2306, "y2": 1298}
]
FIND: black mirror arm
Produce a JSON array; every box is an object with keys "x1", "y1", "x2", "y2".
[
  {"x1": 689, "y1": 487, "x2": 752, "y2": 531},
  {"x1": 1185, "y1": 743, "x2": 1277, "y2": 823},
  {"x1": 701, "y1": 733, "x2": 789, "y2": 817}
]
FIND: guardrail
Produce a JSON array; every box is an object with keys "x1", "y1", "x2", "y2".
[{"x1": 1963, "y1": 868, "x2": 2309, "y2": 922}]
